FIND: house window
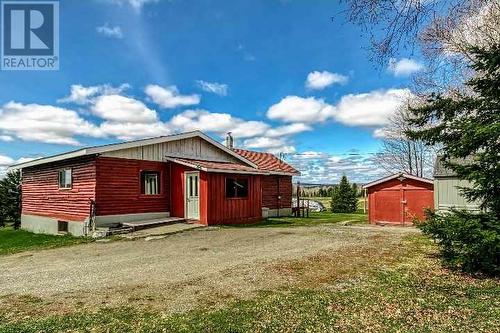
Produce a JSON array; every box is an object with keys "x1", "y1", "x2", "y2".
[
  {"x1": 58, "y1": 169, "x2": 72, "y2": 189},
  {"x1": 141, "y1": 171, "x2": 160, "y2": 195},
  {"x1": 226, "y1": 178, "x2": 249, "y2": 198},
  {"x1": 58, "y1": 221, "x2": 69, "y2": 234}
]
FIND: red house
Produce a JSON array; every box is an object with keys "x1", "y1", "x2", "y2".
[
  {"x1": 363, "y1": 173, "x2": 434, "y2": 226},
  {"x1": 10, "y1": 131, "x2": 299, "y2": 236}
]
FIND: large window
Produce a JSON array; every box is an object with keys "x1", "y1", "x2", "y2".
[
  {"x1": 58, "y1": 169, "x2": 72, "y2": 189},
  {"x1": 141, "y1": 171, "x2": 160, "y2": 195},
  {"x1": 225, "y1": 178, "x2": 249, "y2": 198}
]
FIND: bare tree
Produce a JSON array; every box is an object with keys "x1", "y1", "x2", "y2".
[
  {"x1": 374, "y1": 105, "x2": 436, "y2": 177},
  {"x1": 342, "y1": 0, "x2": 500, "y2": 93}
]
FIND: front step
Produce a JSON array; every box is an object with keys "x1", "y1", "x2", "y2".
[{"x1": 121, "y1": 217, "x2": 187, "y2": 231}]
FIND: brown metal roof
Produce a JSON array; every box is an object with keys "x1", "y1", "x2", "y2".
[
  {"x1": 165, "y1": 157, "x2": 269, "y2": 174},
  {"x1": 233, "y1": 149, "x2": 300, "y2": 175}
]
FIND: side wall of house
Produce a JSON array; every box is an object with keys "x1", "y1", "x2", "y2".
[
  {"x1": 94, "y1": 157, "x2": 170, "y2": 223},
  {"x1": 434, "y1": 177, "x2": 481, "y2": 212},
  {"x1": 21, "y1": 156, "x2": 97, "y2": 236},
  {"x1": 262, "y1": 175, "x2": 293, "y2": 217},
  {"x1": 206, "y1": 173, "x2": 262, "y2": 225}
]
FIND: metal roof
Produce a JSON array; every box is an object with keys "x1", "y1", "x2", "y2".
[
  {"x1": 8, "y1": 131, "x2": 257, "y2": 171},
  {"x1": 434, "y1": 155, "x2": 473, "y2": 177},
  {"x1": 362, "y1": 172, "x2": 434, "y2": 189}
]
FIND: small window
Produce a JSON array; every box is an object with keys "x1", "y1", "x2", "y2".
[
  {"x1": 141, "y1": 171, "x2": 160, "y2": 195},
  {"x1": 58, "y1": 169, "x2": 72, "y2": 189},
  {"x1": 58, "y1": 221, "x2": 68, "y2": 234},
  {"x1": 226, "y1": 178, "x2": 249, "y2": 198}
]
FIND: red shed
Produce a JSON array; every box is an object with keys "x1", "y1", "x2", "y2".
[
  {"x1": 9, "y1": 131, "x2": 300, "y2": 236},
  {"x1": 363, "y1": 173, "x2": 434, "y2": 226}
]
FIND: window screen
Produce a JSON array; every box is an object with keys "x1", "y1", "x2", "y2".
[
  {"x1": 58, "y1": 169, "x2": 72, "y2": 189},
  {"x1": 141, "y1": 171, "x2": 160, "y2": 195},
  {"x1": 225, "y1": 178, "x2": 249, "y2": 198}
]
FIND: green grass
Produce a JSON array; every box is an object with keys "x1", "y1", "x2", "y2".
[
  {"x1": 309, "y1": 196, "x2": 367, "y2": 214},
  {"x1": 227, "y1": 211, "x2": 368, "y2": 228},
  {"x1": 1, "y1": 235, "x2": 498, "y2": 332},
  {"x1": 0, "y1": 227, "x2": 91, "y2": 256}
]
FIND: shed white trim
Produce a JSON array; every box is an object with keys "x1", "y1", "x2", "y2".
[
  {"x1": 362, "y1": 173, "x2": 433, "y2": 189},
  {"x1": 8, "y1": 131, "x2": 257, "y2": 171}
]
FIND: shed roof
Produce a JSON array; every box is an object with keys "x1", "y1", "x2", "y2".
[
  {"x1": 233, "y1": 149, "x2": 300, "y2": 176},
  {"x1": 362, "y1": 173, "x2": 433, "y2": 189}
]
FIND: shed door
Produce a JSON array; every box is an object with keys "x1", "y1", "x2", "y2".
[
  {"x1": 185, "y1": 172, "x2": 200, "y2": 220},
  {"x1": 404, "y1": 190, "x2": 434, "y2": 223},
  {"x1": 373, "y1": 190, "x2": 401, "y2": 223}
]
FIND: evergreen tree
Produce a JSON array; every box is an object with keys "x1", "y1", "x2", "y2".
[
  {"x1": 408, "y1": 45, "x2": 500, "y2": 215},
  {"x1": 0, "y1": 170, "x2": 21, "y2": 229},
  {"x1": 407, "y1": 45, "x2": 500, "y2": 275},
  {"x1": 331, "y1": 175, "x2": 358, "y2": 213}
]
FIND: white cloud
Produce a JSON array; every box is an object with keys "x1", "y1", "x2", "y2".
[
  {"x1": 145, "y1": 85, "x2": 201, "y2": 109},
  {"x1": 98, "y1": 121, "x2": 171, "y2": 140},
  {"x1": 196, "y1": 80, "x2": 228, "y2": 96},
  {"x1": 242, "y1": 137, "x2": 297, "y2": 154},
  {"x1": 373, "y1": 128, "x2": 390, "y2": 138},
  {"x1": 169, "y1": 110, "x2": 269, "y2": 138},
  {"x1": 0, "y1": 155, "x2": 14, "y2": 166},
  {"x1": 0, "y1": 155, "x2": 36, "y2": 177},
  {"x1": 243, "y1": 137, "x2": 287, "y2": 149},
  {"x1": 289, "y1": 152, "x2": 388, "y2": 184},
  {"x1": 266, "y1": 123, "x2": 312, "y2": 137},
  {"x1": 267, "y1": 96, "x2": 336, "y2": 123},
  {"x1": 0, "y1": 135, "x2": 14, "y2": 142},
  {"x1": 104, "y1": 0, "x2": 160, "y2": 11},
  {"x1": 96, "y1": 23, "x2": 123, "y2": 39},
  {"x1": 306, "y1": 71, "x2": 348, "y2": 90},
  {"x1": 0, "y1": 102, "x2": 103, "y2": 145},
  {"x1": 58, "y1": 83, "x2": 130, "y2": 105},
  {"x1": 92, "y1": 94, "x2": 158, "y2": 124},
  {"x1": 334, "y1": 89, "x2": 412, "y2": 127},
  {"x1": 388, "y1": 58, "x2": 424, "y2": 77}
]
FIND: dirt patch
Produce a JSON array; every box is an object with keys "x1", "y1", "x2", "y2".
[{"x1": 0, "y1": 225, "x2": 419, "y2": 321}]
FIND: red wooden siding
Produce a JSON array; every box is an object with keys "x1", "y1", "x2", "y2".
[
  {"x1": 95, "y1": 157, "x2": 169, "y2": 216},
  {"x1": 22, "y1": 156, "x2": 97, "y2": 222},
  {"x1": 206, "y1": 173, "x2": 262, "y2": 225},
  {"x1": 262, "y1": 175, "x2": 292, "y2": 209},
  {"x1": 367, "y1": 178, "x2": 434, "y2": 225}
]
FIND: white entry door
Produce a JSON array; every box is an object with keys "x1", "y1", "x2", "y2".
[{"x1": 185, "y1": 172, "x2": 200, "y2": 219}]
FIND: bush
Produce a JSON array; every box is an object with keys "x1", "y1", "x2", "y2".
[{"x1": 416, "y1": 210, "x2": 499, "y2": 276}]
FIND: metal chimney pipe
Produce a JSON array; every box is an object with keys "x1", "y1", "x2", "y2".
[{"x1": 226, "y1": 132, "x2": 234, "y2": 149}]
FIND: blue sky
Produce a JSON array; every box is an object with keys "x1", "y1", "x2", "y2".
[{"x1": 0, "y1": 0, "x2": 424, "y2": 183}]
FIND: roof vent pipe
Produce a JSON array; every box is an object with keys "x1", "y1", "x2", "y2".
[{"x1": 226, "y1": 132, "x2": 234, "y2": 149}]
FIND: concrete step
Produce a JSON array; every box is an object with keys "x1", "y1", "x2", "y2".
[{"x1": 122, "y1": 217, "x2": 187, "y2": 231}]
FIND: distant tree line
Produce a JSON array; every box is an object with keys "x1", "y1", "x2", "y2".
[{"x1": 294, "y1": 183, "x2": 363, "y2": 198}]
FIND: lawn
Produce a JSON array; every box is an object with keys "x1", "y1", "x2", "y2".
[
  {"x1": 229, "y1": 211, "x2": 367, "y2": 228},
  {"x1": 1, "y1": 233, "x2": 498, "y2": 333},
  {"x1": 0, "y1": 227, "x2": 91, "y2": 256},
  {"x1": 309, "y1": 196, "x2": 368, "y2": 213}
]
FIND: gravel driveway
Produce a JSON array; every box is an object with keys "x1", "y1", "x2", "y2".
[{"x1": 0, "y1": 225, "x2": 418, "y2": 315}]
